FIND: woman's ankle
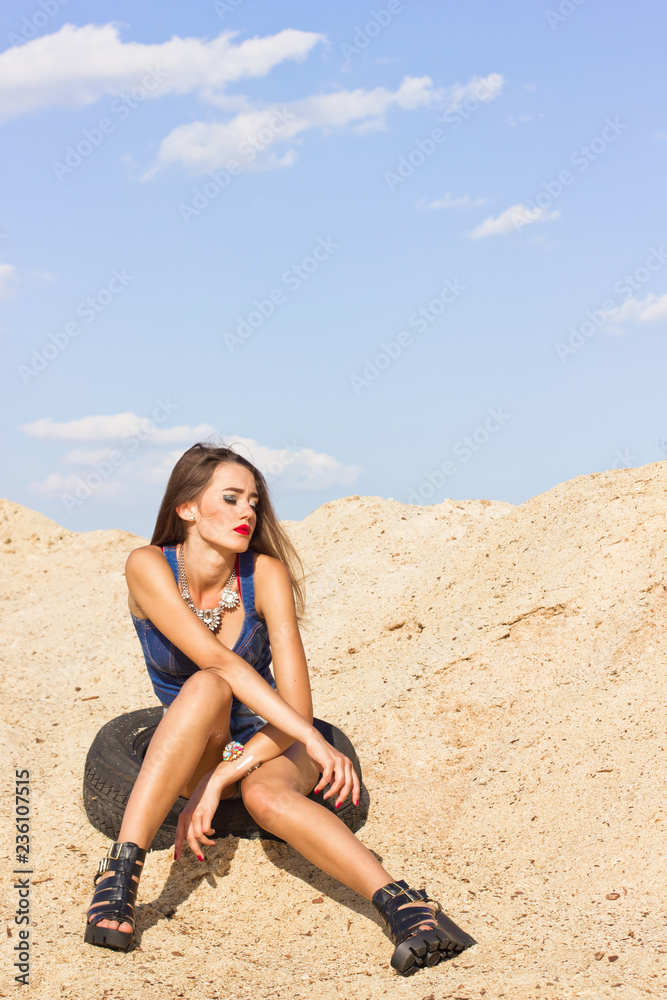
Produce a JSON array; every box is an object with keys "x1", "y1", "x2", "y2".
[{"x1": 115, "y1": 832, "x2": 152, "y2": 851}]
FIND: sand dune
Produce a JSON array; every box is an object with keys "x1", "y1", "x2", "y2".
[{"x1": 1, "y1": 462, "x2": 666, "y2": 999}]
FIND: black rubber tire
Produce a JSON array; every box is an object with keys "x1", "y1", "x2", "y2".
[{"x1": 83, "y1": 707, "x2": 364, "y2": 851}]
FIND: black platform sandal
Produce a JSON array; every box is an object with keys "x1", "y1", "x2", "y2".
[
  {"x1": 84, "y1": 841, "x2": 147, "y2": 951},
  {"x1": 372, "y1": 879, "x2": 476, "y2": 975}
]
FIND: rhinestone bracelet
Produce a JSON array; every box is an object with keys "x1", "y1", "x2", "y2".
[{"x1": 222, "y1": 741, "x2": 245, "y2": 762}]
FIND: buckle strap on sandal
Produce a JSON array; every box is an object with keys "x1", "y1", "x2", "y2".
[
  {"x1": 372, "y1": 879, "x2": 433, "y2": 916},
  {"x1": 93, "y1": 842, "x2": 146, "y2": 884},
  {"x1": 372, "y1": 879, "x2": 418, "y2": 907}
]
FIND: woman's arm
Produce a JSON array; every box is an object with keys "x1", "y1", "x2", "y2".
[
  {"x1": 239, "y1": 553, "x2": 314, "y2": 756},
  {"x1": 199, "y1": 555, "x2": 356, "y2": 800},
  {"x1": 126, "y1": 546, "x2": 315, "y2": 746}
]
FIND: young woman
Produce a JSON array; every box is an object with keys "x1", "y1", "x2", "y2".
[{"x1": 84, "y1": 442, "x2": 474, "y2": 974}]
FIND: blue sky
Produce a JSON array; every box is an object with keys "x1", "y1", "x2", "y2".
[{"x1": 1, "y1": 0, "x2": 666, "y2": 537}]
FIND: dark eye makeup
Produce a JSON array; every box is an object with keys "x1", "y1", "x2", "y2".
[{"x1": 223, "y1": 494, "x2": 258, "y2": 510}]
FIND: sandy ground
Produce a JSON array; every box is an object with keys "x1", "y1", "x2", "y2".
[{"x1": 1, "y1": 462, "x2": 666, "y2": 999}]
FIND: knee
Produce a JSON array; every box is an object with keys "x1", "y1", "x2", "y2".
[
  {"x1": 180, "y1": 669, "x2": 232, "y2": 707},
  {"x1": 241, "y1": 780, "x2": 298, "y2": 830}
]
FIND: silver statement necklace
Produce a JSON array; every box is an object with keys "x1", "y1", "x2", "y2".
[{"x1": 177, "y1": 544, "x2": 240, "y2": 632}]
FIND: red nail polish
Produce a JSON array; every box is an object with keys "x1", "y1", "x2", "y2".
[
  {"x1": 197, "y1": 855, "x2": 204, "y2": 861},
  {"x1": 336, "y1": 803, "x2": 340, "y2": 809}
]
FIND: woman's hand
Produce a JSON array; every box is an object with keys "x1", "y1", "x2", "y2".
[
  {"x1": 304, "y1": 730, "x2": 360, "y2": 810},
  {"x1": 174, "y1": 767, "x2": 229, "y2": 861}
]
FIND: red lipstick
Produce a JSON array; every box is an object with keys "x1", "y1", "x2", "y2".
[{"x1": 234, "y1": 526, "x2": 249, "y2": 535}]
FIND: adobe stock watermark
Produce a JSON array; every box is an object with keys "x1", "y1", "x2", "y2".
[
  {"x1": 545, "y1": 0, "x2": 588, "y2": 31},
  {"x1": 384, "y1": 76, "x2": 501, "y2": 191},
  {"x1": 7, "y1": 0, "x2": 70, "y2": 46},
  {"x1": 349, "y1": 277, "x2": 466, "y2": 394},
  {"x1": 555, "y1": 245, "x2": 667, "y2": 361},
  {"x1": 223, "y1": 236, "x2": 340, "y2": 352},
  {"x1": 213, "y1": 0, "x2": 248, "y2": 19},
  {"x1": 339, "y1": 0, "x2": 415, "y2": 63},
  {"x1": 17, "y1": 268, "x2": 134, "y2": 385},
  {"x1": 52, "y1": 68, "x2": 168, "y2": 181},
  {"x1": 511, "y1": 117, "x2": 628, "y2": 232},
  {"x1": 179, "y1": 107, "x2": 296, "y2": 223},
  {"x1": 61, "y1": 398, "x2": 178, "y2": 514},
  {"x1": 407, "y1": 407, "x2": 512, "y2": 504},
  {"x1": 611, "y1": 448, "x2": 640, "y2": 470},
  {"x1": 260, "y1": 442, "x2": 299, "y2": 486}
]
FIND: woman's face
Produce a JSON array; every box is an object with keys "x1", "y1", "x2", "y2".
[{"x1": 185, "y1": 462, "x2": 258, "y2": 548}]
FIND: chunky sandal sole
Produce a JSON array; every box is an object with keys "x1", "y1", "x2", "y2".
[
  {"x1": 391, "y1": 911, "x2": 476, "y2": 974},
  {"x1": 84, "y1": 920, "x2": 133, "y2": 951}
]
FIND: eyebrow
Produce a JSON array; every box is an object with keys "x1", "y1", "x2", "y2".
[{"x1": 223, "y1": 486, "x2": 260, "y2": 499}]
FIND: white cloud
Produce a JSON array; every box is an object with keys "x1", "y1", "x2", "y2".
[
  {"x1": 28, "y1": 445, "x2": 188, "y2": 506},
  {"x1": 466, "y1": 202, "x2": 560, "y2": 239},
  {"x1": 605, "y1": 292, "x2": 667, "y2": 328},
  {"x1": 29, "y1": 470, "x2": 126, "y2": 499},
  {"x1": 133, "y1": 450, "x2": 184, "y2": 485},
  {"x1": 417, "y1": 193, "x2": 487, "y2": 211},
  {"x1": 640, "y1": 295, "x2": 667, "y2": 322},
  {"x1": 0, "y1": 22, "x2": 323, "y2": 121},
  {"x1": 20, "y1": 412, "x2": 217, "y2": 442},
  {"x1": 227, "y1": 436, "x2": 362, "y2": 490},
  {"x1": 30, "y1": 448, "x2": 185, "y2": 502},
  {"x1": 280, "y1": 449, "x2": 362, "y2": 490},
  {"x1": 146, "y1": 75, "x2": 444, "y2": 177},
  {"x1": 22, "y1": 414, "x2": 361, "y2": 500},
  {"x1": 29, "y1": 441, "x2": 360, "y2": 501},
  {"x1": 443, "y1": 73, "x2": 503, "y2": 109},
  {"x1": 0, "y1": 263, "x2": 18, "y2": 299},
  {"x1": 64, "y1": 447, "x2": 118, "y2": 464},
  {"x1": 0, "y1": 26, "x2": 504, "y2": 181}
]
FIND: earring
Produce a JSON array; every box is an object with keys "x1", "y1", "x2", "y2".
[{"x1": 190, "y1": 513, "x2": 195, "y2": 520}]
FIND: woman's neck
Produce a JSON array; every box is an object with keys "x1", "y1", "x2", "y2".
[{"x1": 179, "y1": 536, "x2": 236, "y2": 600}]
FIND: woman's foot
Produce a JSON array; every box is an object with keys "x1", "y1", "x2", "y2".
[
  {"x1": 86, "y1": 869, "x2": 141, "y2": 935},
  {"x1": 84, "y1": 842, "x2": 146, "y2": 951},
  {"x1": 372, "y1": 879, "x2": 475, "y2": 974},
  {"x1": 395, "y1": 897, "x2": 439, "y2": 934}
]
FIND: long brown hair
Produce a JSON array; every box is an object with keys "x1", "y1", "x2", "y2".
[{"x1": 151, "y1": 442, "x2": 306, "y2": 621}]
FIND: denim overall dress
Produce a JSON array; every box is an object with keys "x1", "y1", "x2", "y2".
[{"x1": 131, "y1": 545, "x2": 276, "y2": 743}]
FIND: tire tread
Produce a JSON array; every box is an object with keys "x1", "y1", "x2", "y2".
[{"x1": 83, "y1": 708, "x2": 364, "y2": 851}]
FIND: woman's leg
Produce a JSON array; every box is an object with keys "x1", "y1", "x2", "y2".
[
  {"x1": 88, "y1": 669, "x2": 234, "y2": 934},
  {"x1": 241, "y1": 744, "x2": 441, "y2": 938},
  {"x1": 241, "y1": 743, "x2": 399, "y2": 901}
]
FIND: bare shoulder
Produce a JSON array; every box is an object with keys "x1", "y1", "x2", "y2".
[
  {"x1": 125, "y1": 544, "x2": 169, "y2": 577},
  {"x1": 253, "y1": 551, "x2": 292, "y2": 619},
  {"x1": 254, "y1": 551, "x2": 288, "y2": 577},
  {"x1": 125, "y1": 545, "x2": 173, "y2": 617}
]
